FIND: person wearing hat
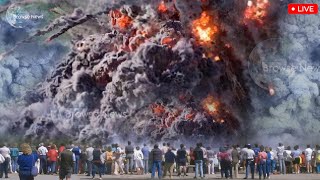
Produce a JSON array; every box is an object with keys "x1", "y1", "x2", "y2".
[
  {"x1": 59, "y1": 145, "x2": 75, "y2": 180},
  {"x1": 37, "y1": 143, "x2": 48, "y2": 175}
]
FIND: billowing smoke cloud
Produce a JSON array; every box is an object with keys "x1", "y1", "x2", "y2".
[{"x1": 1, "y1": 0, "x2": 317, "y2": 146}]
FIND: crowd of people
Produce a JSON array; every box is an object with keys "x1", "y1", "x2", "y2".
[{"x1": 0, "y1": 141, "x2": 320, "y2": 179}]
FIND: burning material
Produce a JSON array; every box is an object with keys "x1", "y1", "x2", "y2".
[
  {"x1": 244, "y1": 0, "x2": 270, "y2": 24},
  {"x1": 192, "y1": 11, "x2": 218, "y2": 44},
  {"x1": 110, "y1": 9, "x2": 132, "y2": 29},
  {"x1": 158, "y1": 1, "x2": 168, "y2": 13},
  {"x1": 201, "y1": 95, "x2": 219, "y2": 116}
]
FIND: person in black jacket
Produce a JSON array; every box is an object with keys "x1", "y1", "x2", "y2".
[
  {"x1": 163, "y1": 148, "x2": 176, "y2": 178},
  {"x1": 125, "y1": 141, "x2": 134, "y2": 174},
  {"x1": 150, "y1": 144, "x2": 163, "y2": 179},
  {"x1": 194, "y1": 143, "x2": 204, "y2": 179}
]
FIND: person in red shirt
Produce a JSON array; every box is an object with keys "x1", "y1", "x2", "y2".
[
  {"x1": 258, "y1": 146, "x2": 267, "y2": 179},
  {"x1": 47, "y1": 144, "x2": 59, "y2": 174}
]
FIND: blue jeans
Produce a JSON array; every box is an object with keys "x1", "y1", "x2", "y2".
[
  {"x1": 195, "y1": 160, "x2": 203, "y2": 178},
  {"x1": 151, "y1": 160, "x2": 162, "y2": 179},
  {"x1": 266, "y1": 160, "x2": 271, "y2": 177},
  {"x1": 143, "y1": 159, "x2": 149, "y2": 174},
  {"x1": 11, "y1": 156, "x2": 18, "y2": 172},
  {"x1": 92, "y1": 162, "x2": 103, "y2": 178},
  {"x1": 270, "y1": 160, "x2": 275, "y2": 173},
  {"x1": 258, "y1": 160, "x2": 266, "y2": 178},
  {"x1": 278, "y1": 156, "x2": 286, "y2": 174},
  {"x1": 317, "y1": 163, "x2": 320, "y2": 173},
  {"x1": 245, "y1": 159, "x2": 255, "y2": 179},
  {"x1": 50, "y1": 161, "x2": 56, "y2": 173},
  {"x1": 74, "y1": 155, "x2": 80, "y2": 174},
  {"x1": 39, "y1": 155, "x2": 47, "y2": 174}
]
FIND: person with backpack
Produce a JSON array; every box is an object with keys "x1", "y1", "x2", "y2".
[
  {"x1": 72, "y1": 145, "x2": 81, "y2": 174},
  {"x1": 258, "y1": 146, "x2": 267, "y2": 179},
  {"x1": 125, "y1": 141, "x2": 134, "y2": 174},
  {"x1": 92, "y1": 146, "x2": 103, "y2": 180},
  {"x1": 17, "y1": 143, "x2": 38, "y2": 180},
  {"x1": 10, "y1": 144, "x2": 19, "y2": 174}
]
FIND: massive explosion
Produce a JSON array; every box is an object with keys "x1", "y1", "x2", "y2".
[{"x1": 0, "y1": 0, "x2": 319, "y2": 145}]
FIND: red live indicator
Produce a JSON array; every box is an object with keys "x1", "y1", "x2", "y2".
[{"x1": 288, "y1": 4, "x2": 318, "y2": 14}]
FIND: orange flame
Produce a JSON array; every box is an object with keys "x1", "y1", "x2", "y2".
[
  {"x1": 150, "y1": 103, "x2": 166, "y2": 117},
  {"x1": 192, "y1": 11, "x2": 218, "y2": 44},
  {"x1": 244, "y1": 0, "x2": 270, "y2": 24},
  {"x1": 201, "y1": 95, "x2": 219, "y2": 116},
  {"x1": 110, "y1": 10, "x2": 132, "y2": 30},
  {"x1": 158, "y1": 1, "x2": 168, "y2": 13}
]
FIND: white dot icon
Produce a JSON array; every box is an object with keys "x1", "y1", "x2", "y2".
[{"x1": 291, "y1": 7, "x2": 295, "y2": 11}]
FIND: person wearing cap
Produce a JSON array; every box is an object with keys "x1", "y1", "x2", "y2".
[
  {"x1": 59, "y1": 145, "x2": 75, "y2": 180},
  {"x1": 37, "y1": 143, "x2": 48, "y2": 174},
  {"x1": 243, "y1": 144, "x2": 255, "y2": 179}
]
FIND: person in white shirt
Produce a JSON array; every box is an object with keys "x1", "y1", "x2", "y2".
[
  {"x1": 305, "y1": 145, "x2": 313, "y2": 173},
  {"x1": 38, "y1": 143, "x2": 48, "y2": 174},
  {"x1": 0, "y1": 144, "x2": 11, "y2": 178},
  {"x1": 269, "y1": 148, "x2": 276, "y2": 173},
  {"x1": 85, "y1": 145, "x2": 94, "y2": 176},
  {"x1": 276, "y1": 143, "x2": 286, "y2": 174},
  {"x1": 134, "y1": 146, "x2": 144, "y2": 175},
  {"x1": 244, "y1": 144, "x2": 255, "y2": 179}
]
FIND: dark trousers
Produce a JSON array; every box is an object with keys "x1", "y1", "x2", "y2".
[
  {"x1": 220, "y1": 160, "x2": 232, "y2": 178},
  {"x1": 258, "y1": 161, "x2": 267, "y2": 179},
  {"x1": 39, "y1": 155, "x2": 47, "y2": 174},
  {"x1": 19, "y1": 171, "x2": 34, "y2": 180},
  {"x1": 74, "y1": 155, "x2": 80, "y2": 174},
  {"x1": 86, "y1": 160, "x2": 92, "y2": 175},
  {"x1": 126, "y1": 156, "x2": 134, "y2": 173},
  {"x1": 0, "y1": 157, "x2": 9, "y2": 178},
  {"x1": 92, "y1": 162, "x2": 103, "y2": 178},
  {"x1": 245, "y1": 159, "x2": 255, "y2": 179},
  {"x1": 106, "y1": 162, "x2": 112, "y2": 175}
]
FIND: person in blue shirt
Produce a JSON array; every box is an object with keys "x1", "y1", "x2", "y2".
[
  {"x1": 72, "y1": 145, "x2": 81, "y2": 174},
  {"x1": 141, "y1": 144, "x2": 149, "y2": 174},
  {"x1": 10, "y1": 144, "x2": 20, "y2": 173},
  {"x1": 17, "y1": 143, "x2": 38, "y2": 180}
]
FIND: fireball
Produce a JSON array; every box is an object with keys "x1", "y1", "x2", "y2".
[
  {"x1": 192, "y1": 11, "x2": 218, "y2": 44},
  {"x1": 201, "y1": 95, "x2": 219, "y2": 116},
  {"x1": 158, "y1": 0, "x2": 168, "y2": 13},
  {"x1": 244, "y1": 0, "x2": 270, "y2": 24}
]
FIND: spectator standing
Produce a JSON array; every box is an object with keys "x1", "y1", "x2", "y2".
[
  {"x1": 207, "y1": 147, "x2": 215, "y2": 175},
  {"x1": 125, "y1": 141, "x2": 134, "y2": 174},
  {"x1": 59, "y1": 145, "x2": 75, "y2": 180},
  {"x1": 104, "y1": 146, "x2": 113, "y2": 175},
  {"x1": 243, "y1": 144, "x2": 255, "y2": 179},
  {"x1": 266, "y1": 147, "x2": 272, "y2": 179},
  {"x1": 37, "y1": 143, "x2": 48, "y2": 174},
  {"x1": 194, "y1": 143, "x2": 204, "y2": 179},
  {"x1": 284, "y1": 146, "x2": 293, "y2": 174},
  {"x1": 114, "y1": 144, "x2": 124, "y2": 175},
  {"x1": 72, "y1": 145, "x2": 81, "y2": 174},
  {"x1": 141, "y1": 144, "x2": 150, "y2": 174},
  {"x1": 292, "y1": 145, "x2": 301, "y2": 174},
  {"x1": 315, "y1": 145, "x2": 320, "y2": 173},
  {"x1": 231, "y1": 145, "x2": 240, "y2": 178},
  {"x1": 258, "y1": 146, "x2": 267, "y2": 179},
  {"x1": 0, "y1": 144, "x2": 11, "y2": 178},
  {"x1": 305, "y1": 145, "x2": 313, "y2": 173},
  {"x1": 177, "y1": 144, "x2": 188, "y2": 177},
  {"x1": 47, "y1": 144, "x2": 58, "y2": 174},
  {"x1": 200, "y1": 143, "x2": 208, "y2": 175},
  {"x1": 10, "y1": 144, "x2": 19, "y2": 174},
  {"x1": 134, "y1": 146, "x2": 144, "y2": 175},
  {"x1": 163, "y1": 148, "x2": 175, "y2": 179},
  {"x1": 150, "y1": 144, "x2": 163, "y2": 179},
  {"x1": 17, "y1": 143, "x2": 38, "y2": 180},
  {"x1": 85, "y1": 145, "x2": 94, "y2": 176},
  {"x1": 92, "y1": 146, "x2": 103, "y2": 180},
  {"x1": 276, "y1": 143, "x2": 286, "y2": 174}
]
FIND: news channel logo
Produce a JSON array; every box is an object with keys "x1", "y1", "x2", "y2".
[{"x1": 5, "y1": 3, "x2": 45, "y2": 29}]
